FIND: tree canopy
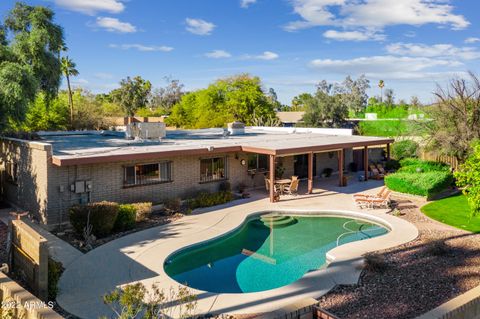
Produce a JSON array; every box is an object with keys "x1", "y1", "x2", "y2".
[
  {"x1": 455, "y1": 142, "x2": 480, "y2": 217},
  {"x1": 166, "y1": 74, "x2": 277, "y2": 128},
  {"x1": 111, "y1": 76, "x2": 152, "y2": 117}
]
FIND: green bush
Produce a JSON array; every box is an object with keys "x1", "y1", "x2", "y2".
[
  {"x1": 391, "y1": 140, "x2": 419, "y2": 160},
  {"x1": 114, "y1": 204, "x2": 137, "y2": 231},
  {"x1": 131, "y1": 202, "x2": 152, "y2": 221},
  {"x1": 385, "y1": 171, "x2": 453, "y2": 198},
  {"x1": 69, "y1": 201, "x2": 119, "y2": 237},
  {"x1": 189, "y1": 191, "x2": 233, "y2": 209},
  {"x1": 399, "y1": 158, "x2": 450, "y2": 173},
  {"x1": 48, "y1": 258, "x2": 63, "y2": 301}
]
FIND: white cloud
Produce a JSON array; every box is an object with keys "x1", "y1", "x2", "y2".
[
  {"x1": 323, "y1": 29, "x2": 385, "y2": 41},
  {"x1": 109, "y1": 44, "x2": 174, "y2": 52},
  {"x1": 94, "y1": 72, "x2": 114, "y2": 80},
  {"x1": 465, "y1": 37, "x2": 480, "y2": 44},
  {"x1": 96, "y1": 17, "x2": 137, "y2": 33},
  {"x1": 55, "y1": 0, "x2": 124, "y2": 15},
  {"x1": 205, "y1": 50, "x2": 232, "y2": 58},
  {"x1": 285, "y1": 0, "x2": 469, "y2": 37},
  {"x1": 309, "y1": 55, "x2": 462, "y2": 79},
  {"x1": 185, "y1": 18, "x2": 216, "y2": 35},
  {"x1": 244, "y1": 51, "x2": 279, "y2": 60},
  {"x1": 240, "y1": 0, "x2": 257, "y2": 8},
  {"x1": 386, "y1": 42, "x2": 480, "y2": 60},
  {"x1": 72, "y1": 78, "x2": 89, "y2": 85}
]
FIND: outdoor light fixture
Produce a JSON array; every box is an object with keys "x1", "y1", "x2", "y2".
[
  {"x1": 207, "y1": 146, "x2": 214, "y2": 152},
  {"x1": 240, "y1": 159, "x2": 246, "y2": 166}
]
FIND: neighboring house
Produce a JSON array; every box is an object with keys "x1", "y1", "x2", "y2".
[
  {"x1": 0, "y1": 125, "x2": 392, "y2": 229},
  {"x1": 276, "y1": 112, "x2": 305, "y2": 127}
]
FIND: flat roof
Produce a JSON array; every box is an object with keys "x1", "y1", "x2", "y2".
[{"x1": 34, "y1": 127, "x2": 393, "y2": 166}]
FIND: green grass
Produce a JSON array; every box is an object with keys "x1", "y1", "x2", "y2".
[{"x1": 421, "y1": 194, "x2": 480, "y2": 233}]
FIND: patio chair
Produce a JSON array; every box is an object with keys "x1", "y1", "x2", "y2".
[
  {"x1": 353, "y1": 186, "x2": 387, "y2": 199},
  {"x1": 369, "y1": 165, "x2": 385, "y2": 180},
  {"x1": 376, "y1": 163, "x2": 387, "y2": 175},
  {"x1": 354, "y1": 190, "x2": 391, "y2": 209},
  {"x1": 283, "y1": 178, "x2": 299, "y2": 195}
]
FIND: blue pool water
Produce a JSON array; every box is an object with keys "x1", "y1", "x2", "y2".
[{"x1": 164, "y1": 213, "x2": 388, "y2": 293}]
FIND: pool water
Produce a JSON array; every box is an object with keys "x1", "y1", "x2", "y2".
[{"x1": 164, "y1": 214, "x2": 388, "y2": 293}]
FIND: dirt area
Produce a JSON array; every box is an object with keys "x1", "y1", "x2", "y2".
[
  {"x1": 56, "y1": 211, "x2": 183, "y2": 253},
  {"x1": 317, "y1": 195, "x2": 480, "y2": 319}
]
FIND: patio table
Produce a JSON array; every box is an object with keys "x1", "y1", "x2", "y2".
[{"x1": 275, "y1": 178, "x2": 292, "y2": 194}]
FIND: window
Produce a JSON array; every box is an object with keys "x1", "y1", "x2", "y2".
[
  {"x1": 124, "y1": 162, "x2": 172, "y2": 186},
  {"x1": 247, "y1": 154, "x2": 269, "y2": 172},
  {"x1": 5, "y1": 162, "x2": 18, "y2": 184},
  {"x1": 200, "y1": 157, "x2": 227, "y2": 183}
]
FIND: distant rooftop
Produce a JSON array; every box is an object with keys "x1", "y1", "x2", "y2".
[{"x1": 32, "y1": 127, "x2": 393, "y2": 166}]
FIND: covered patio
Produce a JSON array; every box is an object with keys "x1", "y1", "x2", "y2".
[{"x1": 242, "y1": 135, "x2": 394, "y2": 202}]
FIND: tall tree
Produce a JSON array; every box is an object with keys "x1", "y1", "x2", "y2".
[
  {"x1": 423, "y1": 72, "x2": 480, "y2": 161},
  {"x1": 384, "y1": 88, "x2": 395, "y2": 106},
  {"x1": 341, "y1": 74, "x2": 370, "y2": 115},
  {"x1": 0, "y1": 2, "x2": 64, "y2": 131},
  {"x1": 291, "y1": 93, "x2": 314, "y2": 111},
  {"x1": 111, "y1": 76, "x2": 152, "y2": 117},
  {"x1": 378, "y1": 80, "x2": 385, "y2": 102},
  {"x1": 167, "y1": 74, "x2": 276, "y2": 128},
  {"x1": 60, "y1": 56, "x2": 79, "y2": 126},
  {"x1": 302, "y1": 80, "x2": 348, "y2": 128},
  {"x1": 150, "y1": 77, "x2": 185, "y2": 114}
]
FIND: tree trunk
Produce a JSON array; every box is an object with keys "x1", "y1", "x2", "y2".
[{"x1": 66, "y1": 75, "x2": 74, "y2": 128}]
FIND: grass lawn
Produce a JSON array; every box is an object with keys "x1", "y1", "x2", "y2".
[{"x1": 421, "y1": 193, "x2": 480, "y2": 233}]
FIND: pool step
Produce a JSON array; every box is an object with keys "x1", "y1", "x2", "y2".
[{"x1": 255, "y1": 215, "x2": 298, "y2": 228}]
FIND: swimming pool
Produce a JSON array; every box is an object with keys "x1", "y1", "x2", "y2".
[{"x1": 164, "y1": 213, "x2": 389, "y2": 293}]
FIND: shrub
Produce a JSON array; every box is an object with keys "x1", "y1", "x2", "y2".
[
  {"x1": 385, "y1": 171, "x2": 453, "y2": 198},
  {"x1": 164, "y1": 198, "x2": 181, "y2": 215},
  {"x1": 48, "y1": 258, "x2": 63, "y2": 301},
  {"x1": 69, "y1": 201, "x2": 119, "y2": 237},
  {"x1": 391, "y1": 140, "x2": 419, "y2": 160},
  {"x1": 131, "y1": 202, "x2": 152, "y2": 221},
  {"x1": 189, "y1": 191, "x2": 233, "y2": 209},
  {"x1": 399, "y1": 158, "x2": 449, "y2": 173},
  {"x1": 114, "y1": 204, "x2": 137, "y2": 231},
  {"x1": 384, "y1": 159, "x2": 400, "y2": 171},
  {"x1": 218, "y1": 181, "x2": 231, "y2": 192}
]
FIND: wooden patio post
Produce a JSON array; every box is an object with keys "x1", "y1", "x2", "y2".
[
  {"x1": 269, "y1": 155, "x2": 275, "y2": 202},
  {"x1": 364, "y1": 146, "x2": 369, "y2": 181},
  {"x1": 338, "y1": 149, "x2": 344, "y2": 186},
  {"x1": 308, "y1": 152, "x2": 313, "y2": 194},
  {"x1": 386, "y1": 143, "x2": 391, "y2": 161}
]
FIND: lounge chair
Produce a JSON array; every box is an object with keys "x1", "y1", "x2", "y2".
[
  {"x1": 353, "y1": 186, "x2": 387, "y2": 198},
  {"x1": 355, "y1": 191, "x2": 391, "y2": 209},
  {"x1": 284, "y1": 178, "x2": 299, "y2": 195},
  {"x1": 369, "y1": 165, "x2": 385, "y2": 180}
]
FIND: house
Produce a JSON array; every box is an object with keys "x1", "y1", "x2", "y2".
[
  {"x1": 0, "y1": 125, "x2": 392, "y2": 229},
  {"x1": 276, "y1": 111, "x2": 305, "y2": 127}
]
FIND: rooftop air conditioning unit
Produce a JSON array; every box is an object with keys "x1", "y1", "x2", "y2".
[
  {"x1": 126, "y1": 122, "x2": 166, "y2": 140},
  {"x1": 227, "y1": 121, "x2": 245, "y2": 135}
]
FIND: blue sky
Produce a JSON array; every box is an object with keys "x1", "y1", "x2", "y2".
[{"x1": 1, "y1": 0, "x2": 479, "y2": 104}]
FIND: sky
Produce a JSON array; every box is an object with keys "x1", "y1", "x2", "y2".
[{"x1": 1, "y1": 0, "x2": 479, "y2": 105}]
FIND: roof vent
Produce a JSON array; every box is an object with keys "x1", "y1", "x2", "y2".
[{"x1": 227, "y1": 122, "x2": 245, "y2": 135}]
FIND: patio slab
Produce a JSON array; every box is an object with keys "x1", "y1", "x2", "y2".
[{"x1": 57, "y1": 179, "x2": 418, "y2": 318}]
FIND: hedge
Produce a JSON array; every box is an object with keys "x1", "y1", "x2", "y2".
[
  {"x1": 114, "y1": 204, "x2": 137, "y2": 231},
  {"x1": 385, "y1": 171, "x2": 453, "y2": 198},
  {"x1": 188, "y1": 191, "x2": 233, "y2": 209},
  {"x1": 69, "y1": 201, "x2": 119, "y2": 237}
]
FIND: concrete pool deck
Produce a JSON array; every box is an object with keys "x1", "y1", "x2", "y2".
[{"x1": 57, "y1": 179, "x2": 419, "y2": 318}]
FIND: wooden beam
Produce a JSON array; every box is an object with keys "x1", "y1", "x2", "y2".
[
  {"x1": 338, "y1": 149, "x2": 344, "y2": 186},
  {"x1": 308, "y1": 152, "x2": 313, "y2": 194},
  {"x1": 364, "y1": 146, "x2": 369, "y2": 181},
  {"x1": 269, "y1": 155, "x2": 275, "y2": 202},
  {"x1": 386, "y1": 143, "x2": 391, "y2": 161}
]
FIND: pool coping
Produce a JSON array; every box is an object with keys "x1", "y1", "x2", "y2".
[{"x1": 57, "y1": 197, "x2": 418, "y2": 318}]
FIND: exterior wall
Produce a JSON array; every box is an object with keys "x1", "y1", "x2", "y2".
[
  {"x1": 316, "y1": 151, "x2": 340, "y2": 176},
  {"x1": 0, "y1": 138, "x2": 52, "y2": 225}
]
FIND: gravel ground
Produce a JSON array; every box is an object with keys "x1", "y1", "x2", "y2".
[{"x1": 317, "y1": 196, "x2": 480, "y2": 319}]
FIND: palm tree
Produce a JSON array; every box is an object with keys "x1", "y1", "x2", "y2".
[
  {"x1": 378, "y1": 80, "x2": 385, "y2": 103},
  {"x1": 61, "y1": 56, "x2": 79, "y2": 126}
]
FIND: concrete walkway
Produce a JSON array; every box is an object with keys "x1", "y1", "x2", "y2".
[
  {"x1": 0, "y1": 207, "x2": 83, "y2": 267},
  {"x1": 57, "y1": 178, "x2": 418, "y2": 319}
]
